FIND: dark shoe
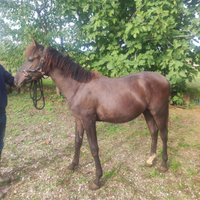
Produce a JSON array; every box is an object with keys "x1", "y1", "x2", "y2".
[{"x1": 0, "y1": 174, "x2": 11, "y2": 184}]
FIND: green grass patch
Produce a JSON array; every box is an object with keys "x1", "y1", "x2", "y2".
[
  {"x1": 170, "y1": 158, "x2": 182, "y2": 172},
  {"x1": 42, "y1": 79, "x2": 56, "y2": 88},
  {"x1": 102, "y1": 167, "x2": 119, "y2": 181},
  {"x1": 186, "y1": 168, "x2": 198, "y2": 176},
  {"x1": 147, "y1": 169, "x2": 165, "y2": 178}
]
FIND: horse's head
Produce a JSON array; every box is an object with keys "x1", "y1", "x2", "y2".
[{"x1": 15, "y1": 38, "x2": 46, "y2": 87}]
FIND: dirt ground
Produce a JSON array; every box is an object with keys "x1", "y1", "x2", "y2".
[{"x1": 0, "y1": 93, "x2": 199, "y2": 200}]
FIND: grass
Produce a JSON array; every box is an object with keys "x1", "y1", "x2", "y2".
[
  {"x1": 186, "y1": 168, "x2": 198, "y2": 176},
  {"x1": 170, "y1": 158, "x2": 182, "y2": 172},
  {"x1": 102, "y1": 168, "x2": 118, "y2": 181},
  {"x1": 42, "y1": 78, "x2": 56, "y2": 88},
  {"x1": 1, "y1": 85, "x2": 200, "y2": 199},
  {"x1": 147, "y1": 168, "x2": 165, "y2": 178}
]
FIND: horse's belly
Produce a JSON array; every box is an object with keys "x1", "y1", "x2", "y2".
[{"x1": 96, "y1": 103, "x2": 145, "y2": 123}]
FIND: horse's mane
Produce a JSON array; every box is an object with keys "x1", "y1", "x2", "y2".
[{"x1": 24, "y1": 45, "x2": 97, "y2": 83}]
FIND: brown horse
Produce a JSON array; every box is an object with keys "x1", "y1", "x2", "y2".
[{"x1": 15, "y1": 38, "x2": 170, "y2": 190}]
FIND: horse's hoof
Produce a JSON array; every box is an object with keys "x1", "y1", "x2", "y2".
[
  {"x1": 66, "y1": 164, "x2": 74, "y2": 173},
  {"x1": 159, "y1": 166, "x2": 168, "y2": 172},
  {"x1": 68, "y1": 163, "x2": 76, "y2": 170},
  {"x1": 145, "y1": 163, "x2": 153, "y2": 167},
  {"x1": 89, "y1": 181, "x2": 100, "y2": 190}
]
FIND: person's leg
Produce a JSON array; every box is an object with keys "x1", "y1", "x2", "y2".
[
  {"x1": 0, "y1": 113, "x2": 6, "y2": 155},
  {"x1": 0, "y1": 113, "x2": 11, "y2": 199}
]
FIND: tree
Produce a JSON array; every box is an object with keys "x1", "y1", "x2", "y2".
[
  {"x1": 0, "y1": 0, "x2": 77, "y2": 72},
  {"x1": 0, "y1": 0, "x2": 200, "y2": 102},
  {"x1": 77, "y1": 0, "x2": 200, "y2": 101}
]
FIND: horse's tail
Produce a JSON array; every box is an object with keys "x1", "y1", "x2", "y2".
[
  {"x1": 166, "y1": 103, "x2": 169, "y2": 128},
  {"x1": 166, "y1": 81, "x2": 171, "y2": 128}
]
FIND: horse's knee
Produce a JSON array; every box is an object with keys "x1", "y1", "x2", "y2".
[
  {"x1": 162, "y1": 136, "x2": 168, "y2": 144},
  {"x1": 151, "y1": 134, "x2": 158, "y2": 142},
  {"x1": 150, "y1": 125, "x2": 159, "y2": 136},
  {"x1": 74, "y1": 141, "x2": 81, "y2": 150},
  {"x1": 161, "y1": 135, "x2": 168, "y2": 143},
  {"x1": 91, "y1": 147, "x2": 99, "y2": 157}
]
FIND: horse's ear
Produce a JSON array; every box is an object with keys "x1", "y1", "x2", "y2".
[{"x1": 31, "y1": 37, "x2": 40, "y2": 49}]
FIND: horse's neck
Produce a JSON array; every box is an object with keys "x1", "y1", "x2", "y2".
[{"x1": 48, "y1": 67, "x2": 79, "y2": 100}]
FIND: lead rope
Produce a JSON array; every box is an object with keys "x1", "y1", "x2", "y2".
[{"x1": 29, "y1": 79, "x2": 45, "y2": 110}]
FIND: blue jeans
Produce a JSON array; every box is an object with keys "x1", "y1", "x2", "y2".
[{"x1": 0, "y1": 113, "x2": 6, "y2": 152}]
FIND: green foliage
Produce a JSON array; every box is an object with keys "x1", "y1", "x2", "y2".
[
  {"x1": 186, "y1": 85, "x2": 200, "y2": 99},
  {"x1": 79, "y1": 0, "x2": 200, "y2": 98},
  {"x1": 171, "y1": 92, "x2": 185, "y2": 105},
  {"x1": 0, "y1": 0, "x2": 77, "y2": 72},
  {"x1": 0, "y1": 0, "x2": 200, "y2": 98},
  {"x1": 0, "y1": 40, "x2": 25, "y2": 73}
]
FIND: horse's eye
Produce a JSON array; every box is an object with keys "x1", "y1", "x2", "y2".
[{"x1": 28, "y1": 58, "x2": 34, "y2": 62}]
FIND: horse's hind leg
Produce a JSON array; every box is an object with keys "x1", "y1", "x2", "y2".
[
  {"x1": 143, "y1": 109, "x2": 159, "y2": 167},
  {"x1": 68, "y1": 118, "x2": 84, "y2": 171},
  {"x1": 153, "y1": 105, "x2": 169, "y2": 172}
]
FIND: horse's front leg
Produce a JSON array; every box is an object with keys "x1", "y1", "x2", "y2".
[
  {"x1": 67, "y1": 118, "x2": 84, "y2": 171},
  {"x1": 84, "y1": 120, "x2": 102, "y2": 190}
]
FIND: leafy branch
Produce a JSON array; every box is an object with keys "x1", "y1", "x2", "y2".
[{"x1": 34, "y1": 0, "x2": 48, "y2": 34}]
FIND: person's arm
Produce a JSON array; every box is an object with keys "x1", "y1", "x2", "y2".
[{"x1": 3, "y1": 67, "x2": 15, "y2": 87}]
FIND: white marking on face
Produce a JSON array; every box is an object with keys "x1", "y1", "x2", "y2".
[{"x1": 146, "y1": 154, "x2": 156, "y2": 165}]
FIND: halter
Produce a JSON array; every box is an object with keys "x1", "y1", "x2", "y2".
[
  {"x1": 19, "y1": 47, "x2": 47, "y2": 79},
  {"x1": 19, "y1": 47, "x2": 47, "y2": 110}
]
